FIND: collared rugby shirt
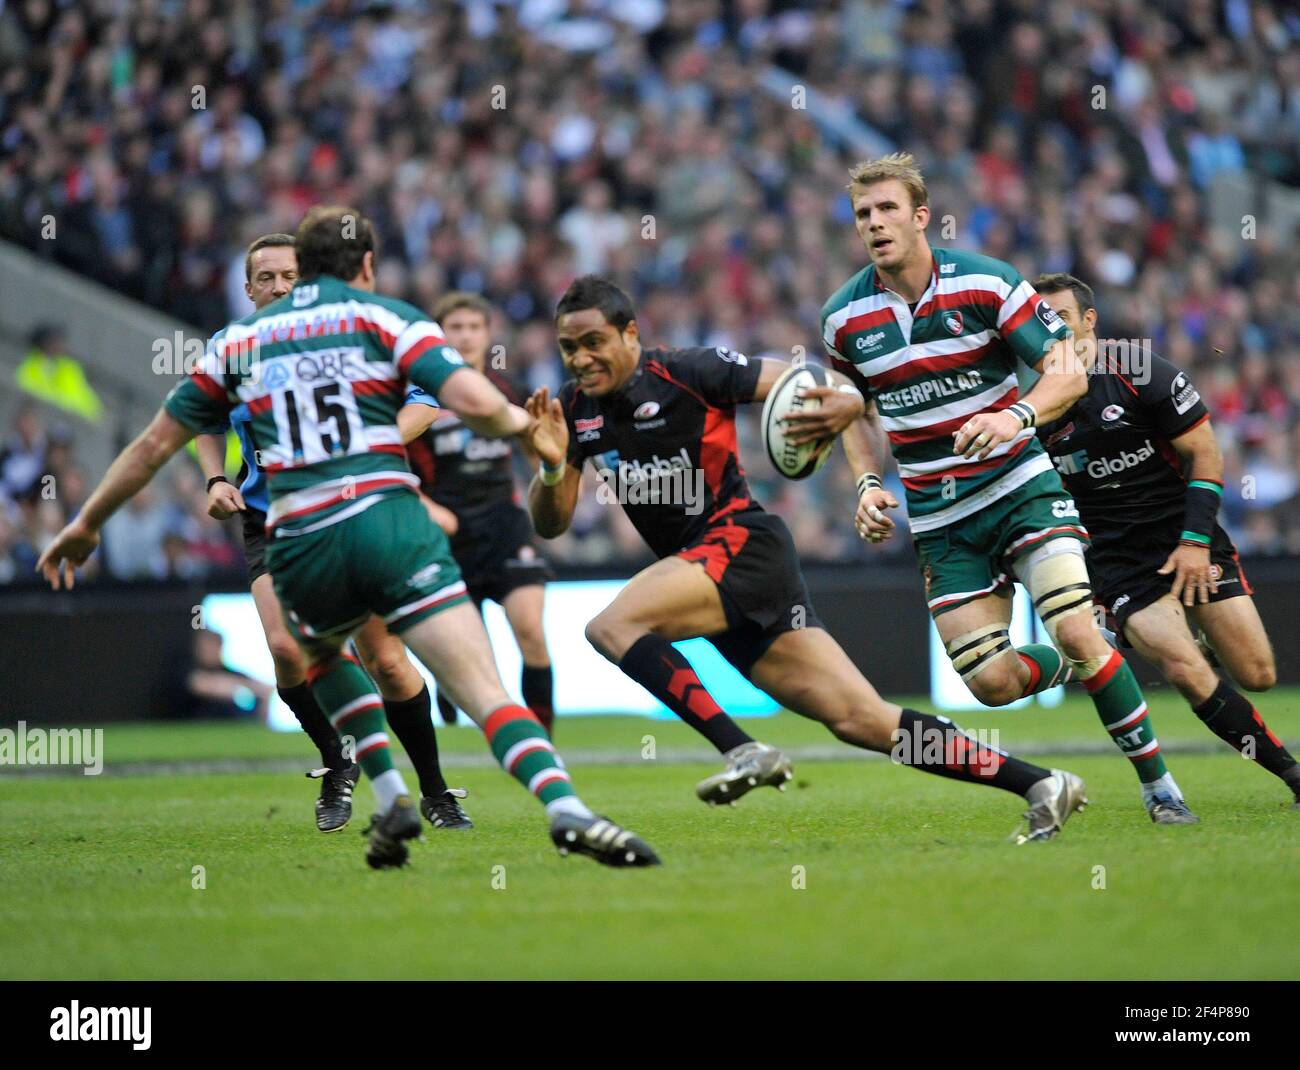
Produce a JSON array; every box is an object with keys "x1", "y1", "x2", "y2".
[
  {"x1": 820, "y1": 247, "x2": 1071, "y2": 533},
  {"x1": 164, "y1": 275, "x2": 466, "y2": 536}
]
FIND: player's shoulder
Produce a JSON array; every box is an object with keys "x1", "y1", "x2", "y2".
[
  {"x1": 934, "y1": 247, "x2": 1022, "y2": 288},
  {"x1": 649, "y1": 344, "x2": 749, "y2": 371},
  {"x1": 204, "y1": 323, "x2": 232, "y2": 349},
  {"x1": 347, "y1": 285, "x2": 430, "y2": 328},
  {"x1": 1100, "y1": 345, "x2": 1176, "y2": 390},
  {"x1": 1132, "y1": 349, "x2": 1200, "y2": 406},
  {"x1": 820, "y1": 264, "x2": 876, "y2": 322}
]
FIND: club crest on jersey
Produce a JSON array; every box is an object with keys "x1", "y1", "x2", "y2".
[
  {"x1": 942, "y1": 311, "x2": 963, "y2": 335},
  {"x1": 633, "y1": 401, "x2": 660, "y2": 420},
  {"x1": 1101, "y1": 404, "x2": 1124, "y2": 422}
]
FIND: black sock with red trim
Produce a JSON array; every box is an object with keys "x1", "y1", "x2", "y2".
[
  {"x1": 893, "y1": 709, "x2": 1049, "y2": 796},
  {"x1": 279, "y1": 682, "x2": 346, "y2": 770},
  {"x1": 618, "y1": 634, "x2": 753, "y2": 753},
  {"x1": 1192, "y1": 681, "x2": 1297, "y2": 779}
]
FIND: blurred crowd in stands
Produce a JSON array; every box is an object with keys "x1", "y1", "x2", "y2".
[{"x1": 2, "y1": 0, "x2": 1299, "y2": 583}]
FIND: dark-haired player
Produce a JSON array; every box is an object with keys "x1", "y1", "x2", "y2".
[
  {"x1": 1035, "y1": 273, "x2": 1298, "y2": 806},
  {"x1": 39, "y1": 209, "x2": 658, "y2": 869},
  {"x1": 405, "y1": 292, "x2": 557, "y2": 735},
  {"x1": 195, "y1": 234, "x2": 472, "y2": 833},
  {"x1": 526, "y1": 274, "x2": 1090, "y2": 842}
]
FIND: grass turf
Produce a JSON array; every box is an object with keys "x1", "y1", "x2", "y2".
[{"x1": 2, "y1": 690, "x2": 1298, "y2": 980}]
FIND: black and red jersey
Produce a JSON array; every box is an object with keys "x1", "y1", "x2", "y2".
[
  {"x1": 560, "y1": 346, "x2": 763, "y2": 558},
  {"x1": 1037, "y1": 349, "x2": 1211, "y2": 548},
  {"x1": 407, "y1": 369, "x2": 521, "y2": 521}
]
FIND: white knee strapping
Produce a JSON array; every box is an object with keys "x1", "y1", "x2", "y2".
[
  {"x1": 1015, "y1": 537, "x2": 1096, "y2": 650},
  {"x1": 945, "y1": 621, "x2": 1014, "y2": 682}
]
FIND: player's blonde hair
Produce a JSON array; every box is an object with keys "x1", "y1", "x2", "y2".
[{"x1": 846, "y1": 152, "x2": 929, "y2": 209}]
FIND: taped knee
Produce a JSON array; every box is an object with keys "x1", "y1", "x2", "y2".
[
  {"x1": 1019, "y1": 538, "x2": 1094, "y2": 646},
  {"x1": 946, "y1": 622, "x2": 1015, "y2": 684},
  {"x1": 1067, "y1": 651, "x2": 1113, "y2": 680}
]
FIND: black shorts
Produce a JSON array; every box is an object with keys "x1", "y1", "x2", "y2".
[
  {"x1": 242, "y1": 507, "x2": 269, "y2": 584},
  {"x1": 1090, "y1": 521, "x2": 1252, "y2": 635},
  {"x1": 676, "y1": 508, "x2": 822, "y2": 678},
  {"x1": 450, "y1": 500, "x2": 554, "y2": 606}
]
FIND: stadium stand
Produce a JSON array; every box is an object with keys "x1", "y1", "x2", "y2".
[{"x1": 1, "y1": 0, "x2": 1297, "y2": 580}]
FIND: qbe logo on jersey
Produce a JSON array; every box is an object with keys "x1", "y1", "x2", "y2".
[{"x1": 247, "y1": 347, "x2": 380, "y2": 468}]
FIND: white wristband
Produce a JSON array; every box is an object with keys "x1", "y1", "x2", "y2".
[{"x1": 539, "y1": 459, "x2": 567, "y2": 486}]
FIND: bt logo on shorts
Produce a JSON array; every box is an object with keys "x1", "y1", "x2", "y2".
[{"x1": 1051, "y1": 498, "x2": 1079, "y2": 519}]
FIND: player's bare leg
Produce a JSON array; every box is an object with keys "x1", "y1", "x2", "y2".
[
  {"x1": 1012, "y1": 539, "x2": 1197, "y2": 824},
  {"x1": 502, "y1": 584, "x2": 556, "y2": 735},
  {"x1": 352, "y1": 615, "x2": 472, "y2": 830},
  {"x1": 584, "y1": 555, "x2": 793, "y2": 803},
  {"x1": 747, "y1": 627, "x2": 1087, "y2": 842},
  {"x1": 397, "y1": 602, "x2": 659, "y2": 865},
  {"x1": 251, "y1": 574, "x2": 356, "y2": 830},
  {"x1": 1191, "y1": 596, "x2": 1277, "y2": 692},
  {"x1": 1127, "y1": 596, "x2": 1298, "y2": 804},
  {"x1": 933, "y1": 591, "x2": 1023, "y2": 706}
]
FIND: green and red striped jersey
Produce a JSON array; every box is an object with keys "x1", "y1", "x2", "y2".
[
  {"x1": 820, "y1": 247, "x2": 1071, "y2": 532},
  {"x1": 164, "y1": 275, "x2": 466, "y2": 535}
]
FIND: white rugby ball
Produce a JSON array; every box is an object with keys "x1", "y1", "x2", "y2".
[{"x1": 762, "y1": 364, "x2": 836, "y2": 480}]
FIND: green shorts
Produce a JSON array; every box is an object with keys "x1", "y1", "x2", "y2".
[
  {"x1": 264, "y1": 491, "x2": 468, "y2": 642},
  {"x1": 912, "y1": 471, "x2": 1090, "y2": 618}
]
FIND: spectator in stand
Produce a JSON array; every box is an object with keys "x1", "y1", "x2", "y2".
[
  {"x1": 0, "y1": 0, "x2": 1296, "y2": 569},
  {"x1": 14, "y1": 325, "x2": 103, "y2": 424}
]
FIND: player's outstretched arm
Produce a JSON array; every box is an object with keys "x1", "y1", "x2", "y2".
[
  {"x1": 524, "y1": 386, "x2": 580, "y2": 538},
  {"x1": 37, "y1": 409, "x2": 195, "y2": 589},
  {"x1": 435, "y1": 367, "x2": 530, "y2": 439},
  {"x1": 195, "y1": 432, "x2": 245, "y2": 519},
  {"x1": 842, "y1": 400, "x2": 899, "y2": 544},
  {"x1": 954, "y1": 337, "x2": 1085, "y2": 460}
]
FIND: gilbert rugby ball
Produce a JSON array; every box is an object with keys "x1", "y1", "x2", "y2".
[{"x1": 762, "y1": 364, "x2": 836, "y2": 480}]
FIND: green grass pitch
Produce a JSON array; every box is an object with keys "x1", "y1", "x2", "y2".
[{"x1": 2, "y1": 689, "x2": 1297, "y2": 979}]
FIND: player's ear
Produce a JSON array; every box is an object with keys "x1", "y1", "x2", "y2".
[
  {"x1": 1083, "y1": 307, "x2": 1097, "y2": 332},
  {"x1": 622, "y1": 319, "x2": 640, "y2": 347},
  {"x1": 913, "y1": 202, "x2": 930, "y2": 230}
]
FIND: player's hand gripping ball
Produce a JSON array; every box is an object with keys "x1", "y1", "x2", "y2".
[{"x1": 762, "y1": 365, "x2": 846, "y2": 479}]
